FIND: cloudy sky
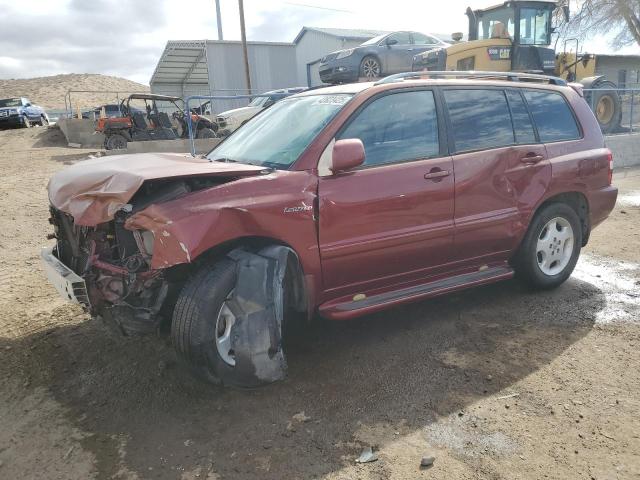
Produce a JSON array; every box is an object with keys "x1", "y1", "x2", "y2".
[{"x1": 0, "y1": 0, "x2": 638, "y2": 85}]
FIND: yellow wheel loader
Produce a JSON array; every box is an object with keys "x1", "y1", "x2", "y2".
[{"x1": 412, "y1": 0, "x2": 622, "y2": 133}]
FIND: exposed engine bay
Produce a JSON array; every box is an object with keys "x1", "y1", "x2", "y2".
[{"x1": 48, "y1": 176, "x2": 227, "y2": 334}]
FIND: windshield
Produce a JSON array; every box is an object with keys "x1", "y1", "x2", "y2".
[
  {"x1": 0, "y1": 98, "x2": 22, "y2": 108},
  {"x1": 207, "y1": 93, "x2": 353, "y2": 169},
  {"x1": 248, "y1": 96, "x2": 269, "y2": 107},
  {"x1": 519, "y1": 7, "x2": 551, "y2": 45},
  {"x1": 478, "y1": 6, "x2": 515, "y2": 40},
  {"x1": 361, "y1": 34, "x2": 387, "y2": 46}
]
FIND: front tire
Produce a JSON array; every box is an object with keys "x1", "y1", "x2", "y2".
[
  {"x1": 22, "y1": 115, "x2": 31, "y2": 128},
  {"x1": 40, "y1": 114, "x2": 49, "y2": 126},
  {"x1": 513, "y1": 203, "x2": 582, "y2": 290},
  {"x1": 171, "y1": 259, "x2": 240, "y2": 386},
  {"x1": 360, "y1": 56, "x2": 381, "y2": 80}
]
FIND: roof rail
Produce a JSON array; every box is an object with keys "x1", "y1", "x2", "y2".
[{"x1": 374, "y1": 70, "x2": 568, "y2": 86}]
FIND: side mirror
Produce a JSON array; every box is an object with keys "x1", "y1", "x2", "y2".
[
  {"x1": 331, "y1": 139, "x2": 365, "y2": 173},
  {"x1": 385, "y1": 37, "x2": 398, "y2": 46},
  {"x1": 24, "y1": 102, "x2": 31, "y2": 107},
  {"x1": 451, "y1": 32, "x2": 463, "y2": 42}
]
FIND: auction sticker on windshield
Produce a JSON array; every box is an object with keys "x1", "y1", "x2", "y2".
[{"x1": 313, "y1": 95, "x2": 351, "y2": 106}]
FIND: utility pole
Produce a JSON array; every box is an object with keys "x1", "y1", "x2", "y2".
[
  {"x1": 215, "y1": 0, "x2": 223, "y2": 40},
  {"x1": 238, "y1": 0, "x2": 252, "y2": 93}
]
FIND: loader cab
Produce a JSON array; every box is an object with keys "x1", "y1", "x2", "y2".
[{"x1": 465, "y1": 0, "x2": 557, "y2": 74}]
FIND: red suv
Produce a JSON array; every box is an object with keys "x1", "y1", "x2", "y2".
[{"x1": 42, "y1": 72, "x2": 617, "y2": 387}]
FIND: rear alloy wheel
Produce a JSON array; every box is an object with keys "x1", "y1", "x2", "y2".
[
  {"x1": 513, "y1": 203, "x2": 582, "y2": 290},
  {"x1": 535, "y1": 217, "x2": 574, "y2": 276},
  {"x1": 104, "y1": 133, "x2": 128, "y2": 150},
  {"x1": 360, "y1": 56, "x2": 381, "y2": 79}
]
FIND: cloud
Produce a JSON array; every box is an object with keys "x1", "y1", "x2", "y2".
[
  {"x1": 0, "y1": 0, "x2": 169, "y2": 84},
  {"x1": 0, "y1": 0, "x2": 637, "y2": 85}
]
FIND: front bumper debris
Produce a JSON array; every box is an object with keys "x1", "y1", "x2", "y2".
[{"x1": 40, "y1": 246, "x2": 91, "y2": 308}]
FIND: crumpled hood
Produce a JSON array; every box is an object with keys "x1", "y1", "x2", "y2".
[{"x1": 48, "y1": 152, "x2": 267, "y2": 226}]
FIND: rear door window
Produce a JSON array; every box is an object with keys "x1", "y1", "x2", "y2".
[
  {"x1": 523, "y1": 90, "x2": 580, "y2": 142},
  {"x1": 444, "y1": 89, "x2": 514, "y2": 152},
  {"x1": 338, "y1": 90, "x2": 439, "y2": 167},
  {"x1": 412, "y1": 32, "x2": 440, "y2": 45},
  {"x1": 506, "y1": 90, "x2": 537, "y2": 144}
]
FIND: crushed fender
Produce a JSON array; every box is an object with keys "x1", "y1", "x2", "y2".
[{"x1": 224, "y1": 246, "x2": 291, "y2": 385}]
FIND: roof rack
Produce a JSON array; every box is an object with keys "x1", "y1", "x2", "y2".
[{"x1": 374, "y1": 70, "x2": 568, "y2": 86}]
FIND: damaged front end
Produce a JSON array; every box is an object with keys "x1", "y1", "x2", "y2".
[{"x1": 46, "y1": 176, "x2": 224, "y2": 335}]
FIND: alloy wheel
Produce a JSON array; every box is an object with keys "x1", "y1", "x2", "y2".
[{"x1": 536, "y1": 217, "x2": 574, "y2": 276}]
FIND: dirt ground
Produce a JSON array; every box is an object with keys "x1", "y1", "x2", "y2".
[{"x1": 0, "y1": 126, "x2": 639, "y2": 480}]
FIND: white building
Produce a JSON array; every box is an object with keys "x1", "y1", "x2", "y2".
[{"x1": 149, "y1": 28, "x2": 388, "y2": 112}]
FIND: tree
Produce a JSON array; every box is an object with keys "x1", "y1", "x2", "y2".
[{"x1": 563, "y1": 0, "x2": 640, "y2": 48}]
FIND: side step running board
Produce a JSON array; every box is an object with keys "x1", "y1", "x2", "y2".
[{"x1": 320, "y1": 266, "x2": 514, "y2": 320}]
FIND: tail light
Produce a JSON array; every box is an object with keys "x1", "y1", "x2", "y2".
[{"x1": 607, "y1": 150, "x2": 613, "y2": 185}]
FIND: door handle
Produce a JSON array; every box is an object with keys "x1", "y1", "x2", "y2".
[
  {"x1": 520, "y1": 153, "x2": 544, "y2": 164},
  {"x1": 424, "y1": 168, "x2": 451, "y2": 180}
]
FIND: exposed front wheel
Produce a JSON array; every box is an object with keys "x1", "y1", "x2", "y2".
[
  {"x1": 172, "y1": 259, "x2": 238, "y2": 385},
  {"x1": 22, "y1": 115, "x2": 31, "y2": 128},
  {"x1": 40, "y1": 115, "x2": 49, "y2": 126},
  {"x1": 513, "y1": 203, "x2": 582, "y2": 290},
  {"x1": 171, "y1": 252, "x2": 288, "y2": 388},
  {"x1": 360, "y1": 56, "x2": 381, "y2": 79}
]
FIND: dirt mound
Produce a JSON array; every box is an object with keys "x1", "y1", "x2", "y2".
[
  {"x1": 0, "y1": 74, "x2": 149, "y2": 110},
  {"x1": 0, "y1": 125, "x2": 71, "y2": 151}
]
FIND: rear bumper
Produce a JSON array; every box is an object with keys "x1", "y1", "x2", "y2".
[
  {"x1": 40, "y1": 247, "x2": 91, "y2": 308},
  {"x1": 589, "y1": 185, "x2": 618, "y2": 228}
]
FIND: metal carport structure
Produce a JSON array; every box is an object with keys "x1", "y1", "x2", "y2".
[{"x1": 150, "y1": 40, "x2": 210, "y2": 96}]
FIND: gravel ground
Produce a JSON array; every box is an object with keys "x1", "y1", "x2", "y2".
[{"x1": 0, "y1": 126, "x2": 639, "y2": 480}]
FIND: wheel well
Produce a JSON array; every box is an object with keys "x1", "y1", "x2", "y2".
[
  {"x1": 537, "y1": 192, "x2": 590, "y2": 246},
  {"x1": 164, "y1": 236, "x2": 308, "y2": 316}
]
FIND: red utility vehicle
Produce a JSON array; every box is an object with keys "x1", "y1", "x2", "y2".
[
  {"x1": 43, "y1": 71, "x2": 617, "y2": 387},
  {"x1": 96, "y1": 93, "x2": 217, "y2": 150}
]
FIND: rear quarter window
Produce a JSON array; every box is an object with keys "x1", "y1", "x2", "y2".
[{"x1": 523, "y1": 90, "x2": 581, "y2": 142}]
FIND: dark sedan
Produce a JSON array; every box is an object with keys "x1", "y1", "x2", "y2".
[{"x1": 319, "y1": 31, "x2": 448, "y2": 84}]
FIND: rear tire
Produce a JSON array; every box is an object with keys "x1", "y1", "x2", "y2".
[
  {"x1": 585, "y1": 80, "x2": 622, "y2": 134},
  {"x1": 171, "y1": 259, "x2": 240, "y2": 386},
  {"x1": 196, "y1": 127, "x2": 217, "y2": 139},
  {"x1": 513, "y1": 203, "x2": 582, "y2": 290}
]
